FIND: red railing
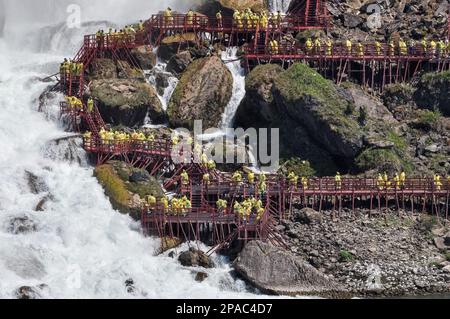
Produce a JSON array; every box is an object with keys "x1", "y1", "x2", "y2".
[{"x1": 245, "y1": 42, "x2": 449, "y2": 60}]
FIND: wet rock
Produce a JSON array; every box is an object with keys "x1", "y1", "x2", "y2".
[
  {"x1": 157, "y1": 237, "x2": 182, "y2": 255},
  {"x1": 35, "y1": 195, "x2": 52, "y2": 212},
  {"x1": 234, "y1": 241, "x2": 348, "y2": 297},
  {"x1": 155, "y1": 72, "x2": 170, "y2": 95},
  {"x1": 131, "y1": 45, "x2": 157, "y2": 70},
  {"x1": 8, "y1": 216, "x2": 37, "y2": 234},
  {"x1": 44, "y1": 136, "x2": 86, "y2": 165},
  {"x1": 125, "y1": 278, "x2": 136, "y2": 294},
  {"x1": 292, "y1": 208, "x2": 322, "y2": 225},
  {"x1": 443, "y1": 265, "x2": 450, "y2": 274},
  {"x1": 167, "y1": 51, "x2": 193, "y2": 75},
  {"x1": 25, "y1": 171, "x2": 48, "y2": 195},
  {"x1": 90, "y1": 78, "x2": 165, "y2": 127},
  {"x1": 168, "y1": 56, "x2": 233, "y2": 130},
  {"x1": 178, "y1": 248, "x2": 215, "y2": 268},
  {"x1": 195, "y1": 272, "x2": 209, "y2": 282},
  {"x1": 15, "y1": 286, "x2": 41, "y2": 299},
  {"x1": 94, "y1": 161, "x2": 165, "y2": 220}
]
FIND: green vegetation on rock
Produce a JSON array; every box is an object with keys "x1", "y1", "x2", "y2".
[{"x1": 94, "y1": 161, "x2": 164, "y2": 220}]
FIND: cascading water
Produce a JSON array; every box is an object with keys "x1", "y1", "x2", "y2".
[
  {"x1": 268, "y1": 0, "x2": 293, "y2": 13},
  {"x1": 221, "y1": 47, "x2": 246, "y2": 129},
  {"x1": 0, "y1": 1, "x2": 266, "y2": 299}
]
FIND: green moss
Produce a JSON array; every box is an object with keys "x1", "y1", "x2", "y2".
[
  {"x1": 338, "y1": 250, "x2": 354, "y2": 263},
  {"x1": 445, "y1": 251, "x2": 450, "y2": 262},
  {"x1": 94, "y1": 165, "x2": 131, "y2": 207},
  {"x1": 274, "y1": 63, "x2": 360, "y2": 140},
  {"x1": 417, "y1": 109, "x2": 441, "y2": 127},
  {"x1": 356, "y1": 148, "x2": 412, "y2": 173}
]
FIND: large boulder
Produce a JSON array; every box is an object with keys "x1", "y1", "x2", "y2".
[
  {"x1": 89, "y1": 79, "x2": 165, "y2": 127},
  {"x1": 94, "y1": 161, "x2": 165, "y2": 220},
  {"x1": 234, "y1": 64, "x2": 284, "y2": 128},
  {"x1": 414, "y1": 71, "x2": 450, "y2": 116},
  {"x1": 234, "y1": 241, "x2": 348, "y2": 297},
  {"x1": 168, "y1": 56, "x2": 233, "y2": 130},
  {"x1": 130, "y1": 45, "x2": 157, "y2": 70},
  {"x1": 167, "y1": 51, "x2": 193, "y2": 75},
  {"x1": 178, "y1": 248, "x2": 215, "y2": 268},
  {"x1": 87, "y1": 58, "x2": 117, "y2": 81},
  {"x1": 272, "y1": 63, "x2": 364, "y2": 160}
]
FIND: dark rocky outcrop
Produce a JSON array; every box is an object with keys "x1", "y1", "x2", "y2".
[
  {"x1": 25, "y1": 171, "x2": 48, "y2": 195},
  {"x1": 168, "y1": 56, "x2": 233, "y2": 130},
  {"x1": 158, "y1": 33, "x2": 198, "y2": 61},
  {"x1": 89, "y1": 79, "x2": 165, "y2": 127},
  {"x1": 234, "y1": 241, "x2": 348, "y2": 297},
  {"x1": 15, "y1": 285, "x2": 47, "y2": 299},
  {"x1": 195, "y1": 272, "x2": 209, "y2": 282},
  {"x1": 414, "y1": 71, "x2": 450, "y2": 116},
  {"x1": 167, "y1": 51, "x2": 193, "y2": 75},
  {"x1": 178, "y1": 248, "x2": 215, "y2": 268},
  {"x1": 94, "y1": 161, "x2": 165, "y2": 219},
  {"x1": 8, "y1": 216, "x2": 37, "y2": 234},
  {"x1": 130, "y1": 45, "x2": 157, "y2": 70},
  {"x1": 273, "y1": 64, "x2": 364, "y2": 160}
]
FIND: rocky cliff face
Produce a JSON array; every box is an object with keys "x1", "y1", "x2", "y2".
[{"x1": 234, "y1": 63, "x2": 415, "y2": 175}]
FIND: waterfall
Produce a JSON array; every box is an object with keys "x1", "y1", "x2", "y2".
[
  {"x1": 268, "y1": 0, "x2": 293, "y2": 13},
  {"x1": 0, "y1": 2, "x2": 266, "y2": 299},
  {"x1": 221, "y1": 47, "x2": 246, "y2": 129}
]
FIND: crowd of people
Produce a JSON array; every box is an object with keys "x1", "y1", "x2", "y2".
[
  {"x1": 94, "y1": 21, "x2": 145, "y2": 47},
  {"x1": 60, "y1": 59, "x2": 84, "y2": 77},
  {"x1": 145, "y1": 195, "x2": 192, "y2": 217},
  {"x1": 233, "y1": 198, "x2": 265, "y2": 223},
  {"x1": 267, "y1": 36, "x2": 450, "y2": 58}
]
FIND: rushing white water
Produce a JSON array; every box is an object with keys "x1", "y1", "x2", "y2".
[
  {"x1": 221, "y1": 48, "x2": 246, "y2": 129},
  {"x1": 268, "y1": 0, "x2": 293, "y2": 13},
  {"x1": 0, "y1": 2, "x2": 266, "y2": 299},
  {"x1": 147, "y1": 58, "x2": 179, "y2": 113}
]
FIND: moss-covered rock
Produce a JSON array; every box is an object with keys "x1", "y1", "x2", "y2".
[
  {"x1": 94, "y1": 161, "x2": 165, "y2": 220},
  {"x1": 87, "y1": 58, "x2": 144, "y2": 82},
  {"x1": 87, "y1": 58, "x2": 118, "y2": 81},
  {"x1": 116, "y1": 60, "x2": 145, "y2": 81},
  {"x1": 235, "y1": 64, "x2": 284, "y2": 128},
  {"x1": 168, "y1": 56, "x2": 233, "y2": 130},
  {"x1": 414, "y1": 71, "x2": 450, "y2": 116},
  {"x1": 90, "y1": 78, "x2": 165, "y2": 127},
  {"x1": 273, "y1": 63, "x2": 364, "y2": 160}
]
